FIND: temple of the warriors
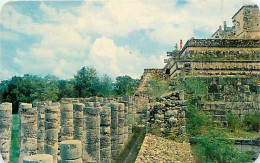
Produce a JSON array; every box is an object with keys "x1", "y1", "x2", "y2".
[{"x1": 141, "y1": 4, "x2": 260, "y2": 132}]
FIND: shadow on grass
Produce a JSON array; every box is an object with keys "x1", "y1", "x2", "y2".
[
  {"x1": 112, "y1": 126, "x2": 146, "y2": 163},
  {"x1": 10, "y1": 114, "x2": 19, "y2": 163}
]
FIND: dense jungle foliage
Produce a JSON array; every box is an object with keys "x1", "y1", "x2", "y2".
[{"x1": 0, "y1": 66, "x2": 138, "y2": 113}]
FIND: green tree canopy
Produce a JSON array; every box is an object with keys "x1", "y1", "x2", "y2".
[
  {"x1": 74, "y1": 66, "x2": 100, "y2": 97},
  {"x1": 114, "y1": 75, "x2": 138, "y2": 96},
  {"x1": 99, "y1": 74, "x2": 114, "y2": 97},
  {"x1": 0, "y1": 74, "x2": 60, "y2": 113}
]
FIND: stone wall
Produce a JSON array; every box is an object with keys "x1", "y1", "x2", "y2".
[
  {"x1": 148, "y1": 91, "x2": 187, "y2": 136},
  {"x1": 180, "y1": 39, "x2": 260, "y2": 50},
  {"x1": 1, "y1": 95, "x2": 142, "y2": 163},
  {"x1": 232, "y1": 5, "x2": 260, "y2": 39},
  {"x1": 196, "y1": 76, "x2": 259, "y2": 123},
  {"x1": 168, "y1": 60, "x2": 260, "y2": 77},
  {"x1": 181, "y1": 47, "x2": 260, "y2": 60}
]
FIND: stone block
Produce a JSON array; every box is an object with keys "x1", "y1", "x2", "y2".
[
  {"x1": 60, "y1": 140, "x2": 82, "y2": 160},
  {"x1": 60, "y1": 158, "x2": 83, "y2": 163},
  {"x1": 23, "y1": 154, "x2": 53, "y2": 163}
]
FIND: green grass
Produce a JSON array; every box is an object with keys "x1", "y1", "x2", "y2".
[
  {"x1": 10, "y1": 114, "x2": 19, "y2": 163},
  {"x1": 112, "y1": 127, "x2": 146, "y2": 163},
  {"x1": 222, "y1": 129, "x2": 260, "y2": 140}
]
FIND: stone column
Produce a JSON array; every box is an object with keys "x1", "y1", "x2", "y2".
[
  {"x1": 0, "y1": 102, "x2": 12, "y2": 163},
  {"x1": 19, "y1": 103, "x2": 37, "y2": 163},
  {"x1": 36, "y1": 103, "x2": 45, "y2": 152},
  {"x1": 128, "y1": 97, "x2": 133, "y2": 134},
  {"x1": 109, "y1": 103, "x2": 119, "y2": 157},
  {"x1": 73, "y1": 103, "x2": 84, "y2": 141},
  {"x1": 117, "y1": 103, "x2": 125, "y2": 150},
  {"x1": 60, "y1": 140, "x2": 82, "y2": 163},
  {"x1": 23, "y1": 154, "x2": 53, "y2": 163},
  {"x1": 60, "y1": 104, "x2": 74, "y2": 141},
  {"x1": 123, "y1": 102, "x2": 128, "y2": 144},
  {"x1": 45, "y1": 105, "x2": 59, "y2": 163},
  {"x1": 100, "y1": 106, "x2": 111, "y2": 163},
  {"x1": 83, "y1": 105, "x2": 100, "y2": 162}
]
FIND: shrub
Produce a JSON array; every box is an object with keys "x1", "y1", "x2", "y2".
[
  {"x1": 143, "y1": 75, "x2": 169, "y2": 98},
  {"x1": 186, "y1": 107, "x2": 212, "y2": 136},
  {"x1": 227, "y1": 111, "x2": 241, "y2": 132},
  {"x1": 195, "y1": 129, "x2": 249, "y2": 163},
  {"x1": 242, "y1": 113, "x2": 260, "y2": 132}
]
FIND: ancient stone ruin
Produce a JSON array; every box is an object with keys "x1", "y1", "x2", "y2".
[{"x1": 0, "y1": 95, "x2": 148, "y2": 163}]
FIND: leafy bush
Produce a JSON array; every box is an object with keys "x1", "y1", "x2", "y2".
[
  {"x1": 171, "y1": 77, "x2": 208, "y2": 106},
  {"x1": 186, "y1": 107, "x2": 212, "y2": 136},
  {"x1": 194, "y1": 129, "x2": 250, "y2": 163},
  {"x1": 227, "y1": 111, "x2": 241, "y2": 132},
  {"x1": 143, "y1": 74, "x2": 169, "y2": 98},
  {"x1": 242, "y1": 113, "x2": 260, "y2": 132}
]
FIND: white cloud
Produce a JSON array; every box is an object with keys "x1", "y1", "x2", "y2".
[
  {"x1": 0, "y1": 0, "x2": 258, "y2": 80},
  {"x1": 86, "y1": 37, "x2": 164, "y2": 79},
  {"x1": 0, "y1": 31, "x2": 19, "y2": 40}
]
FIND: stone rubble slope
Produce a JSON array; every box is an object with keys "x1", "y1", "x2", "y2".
[{"x1": 135, "y1": 134, "x2": 194, "y2": 163}]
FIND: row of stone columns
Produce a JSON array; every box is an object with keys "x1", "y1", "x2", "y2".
[{"x1": 0, "y1": 95, "x2": 141, "y2": 163}]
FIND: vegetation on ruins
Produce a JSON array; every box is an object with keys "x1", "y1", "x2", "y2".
[
  {"x1": 146, "y1": 74, "x2": 259, "y2": 162},
  {"x1": 0, "y1": 66, "x2": 138, "y2": 113},
  {"x1": 143, "y1": 74, "x2": 169, "y2": 98},
  {"x1": 194, "y1": 129, "x2": 252, "y2": 163},
  {"x1": 242, "y1": 113, "x2": 260, "y2": 132}
]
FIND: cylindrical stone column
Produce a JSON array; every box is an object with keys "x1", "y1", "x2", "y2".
[
  {"x1": 60, "y1": 104, "x2": 74, "y2": 141},
  {"x1": 109, "y1": 103, "x2": 119, "y2": 157},
  {"x1": 60, "y1": 140, "x2": 82, "y2": 163},
  {"x1": 45, "y1": 105, "x2": 59, "y2": 163},
  {"x1": 0, "y1": 102, "x2": 12, "y2": 163},
  {"x1": 19, "y1": 103, "x2": 37, "y2": 163},
  {"x1": 123, "y1": 102, "x2": 128, "y2": 144},
  {"x1": 100, "y1": 106, "x2": 111, "y2": 163},
  {"x1": 118, "y1": 103, "x2": 125, "y2": 150},
  {"x1": 73, "y1": 103, "x2": 84, "y2": 142},
  {"x1": 83, "y1": 106, "x2": 100, "y2": 162},
  {"x1": 36, "y1": 103, "x2": 45, "y2": 152},
  {"x1": 23, "y1": 154, "x2": 53, "y2": 163},
  {"x1": 128, "y1": 98, "x2": 133, "y2": 134}
]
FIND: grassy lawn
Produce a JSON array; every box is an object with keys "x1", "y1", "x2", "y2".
[
  {"x1": 10, "y1": 114, "x2": 19, "y2": 163},
  {"x1": 112, "y1": 127, "x2": 146, "y2": 163}
]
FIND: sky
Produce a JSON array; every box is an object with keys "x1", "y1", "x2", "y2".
[{"x1": 0, "y1": 0, "x2": 258, "y2": 81}]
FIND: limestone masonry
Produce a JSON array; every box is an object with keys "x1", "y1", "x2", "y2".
[{"x1": 0, "y1": 95, "x2": 148, "y2": 163}]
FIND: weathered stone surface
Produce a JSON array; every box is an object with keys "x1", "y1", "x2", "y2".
[
  {"x1": 0, "y1": 102, "x2": 12, "y2": 163},
  {"x1": 135, "y1": 134, "x2": 194, "y2": 163},
  {"x1": 60, "y1": 158, "x2": 83, "y2": 163},
  {"x1": 61, "y1": 104, "x2": 74, "y2": 141},
  {"x1": 83, "y1": 106, "x2": 100, "y2": 162},
  {"x1": 45, "y1": 105, "x2": 59, "y2": 163},
  {"x1": 19, "y1": 103, "x2": 37, "y2": 163},
  {"x1": 60, "y1": 140, "x2": 82, "y2": 160},
  {"x1": 23, "y1": 154, "x2": 53, "y2": 163}
]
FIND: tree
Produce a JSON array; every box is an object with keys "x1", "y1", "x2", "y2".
[
  {"x1": 74, "y1": 67, "x2": 100, "y2": 97},
  {"x1": 58, "y1": 80, "x2": 75, "y2": 99},
  {"x1": 99, "y1": 74, "x2": 114, "y2": 97},
  {"x1": 114, "y1": 75, "x2": 138, "y2": 96},
  {"x1": 0, "y1": 74, "x2": 60, "y2": 113}
]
